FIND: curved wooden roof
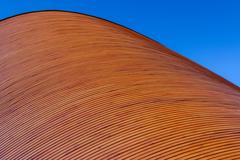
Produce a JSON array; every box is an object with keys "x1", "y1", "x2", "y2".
[{"x1": 0, "y1": 11, "x2": 240, "y2": 159}]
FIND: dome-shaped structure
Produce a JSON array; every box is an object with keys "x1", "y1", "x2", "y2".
[{"x1": 0, "y1": 11, "x2": 240, "y2": 159}]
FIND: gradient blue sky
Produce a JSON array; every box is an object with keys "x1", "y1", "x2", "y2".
[{"x1": 0, "y1": 0, "x2": 239, "y2": 86}]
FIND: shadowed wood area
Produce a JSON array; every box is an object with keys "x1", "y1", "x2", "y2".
[{"x1": 0, "y1": 11, "x2": 240, "y2": 159}]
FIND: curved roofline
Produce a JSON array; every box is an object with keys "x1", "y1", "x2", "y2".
[{"x1": 0, "y1": 10, "x2": 239, "y2": 91}]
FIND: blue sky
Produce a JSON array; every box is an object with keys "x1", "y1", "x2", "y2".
[{"x1": 0, "y1": 0, "x2": 239, "y2": 86}]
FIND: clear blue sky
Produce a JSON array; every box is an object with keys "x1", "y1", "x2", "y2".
[{"x1": 0, "y1": 0, "x2": 239, "y2": 86}]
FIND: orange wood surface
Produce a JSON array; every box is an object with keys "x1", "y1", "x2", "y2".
[{"x1": 0, "y1": 11, "x2": 240, "y2": 159}]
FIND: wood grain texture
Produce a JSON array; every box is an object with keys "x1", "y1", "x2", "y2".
[{"x1": 0, "y1": 11, "x2": 240, "y2": 159}]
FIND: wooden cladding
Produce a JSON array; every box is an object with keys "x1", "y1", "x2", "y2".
[{"x1": 0, "y1": 11, "x2": 240, "y2": 159}]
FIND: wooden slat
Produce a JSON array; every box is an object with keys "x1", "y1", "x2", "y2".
[{"x1": 0, "y1": 11, "x2": 240, "y2": 159}]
